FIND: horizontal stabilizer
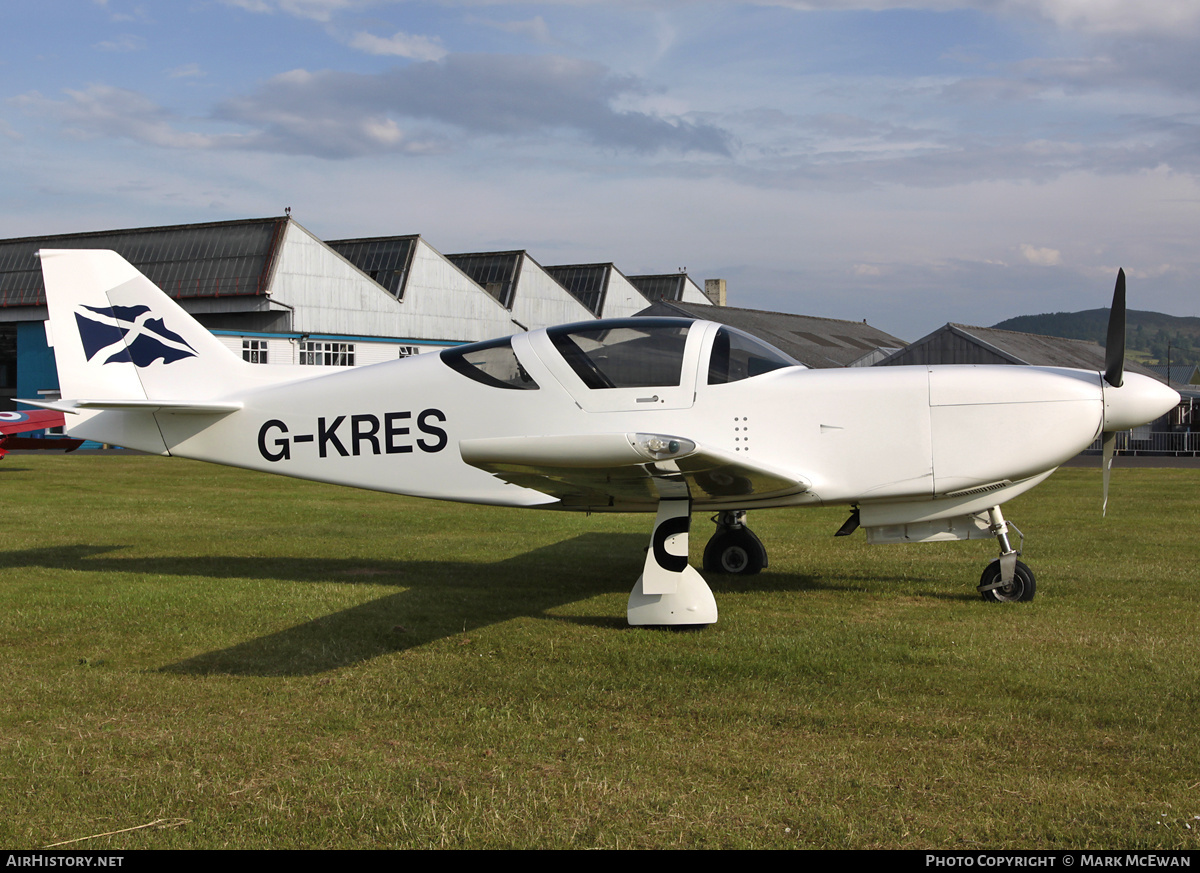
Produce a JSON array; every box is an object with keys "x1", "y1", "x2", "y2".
[{"x1": 18, "y1": 398, "x2": 242, "y2": 416}]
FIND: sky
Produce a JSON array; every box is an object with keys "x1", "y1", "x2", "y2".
[{"x1": 3, "y1": 0, "x2": 1199, "y2": 340}]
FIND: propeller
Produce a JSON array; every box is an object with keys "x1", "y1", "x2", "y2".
[
  {"x1": 1101, "y1": 269, "x2": 1125, "y2": 515},
  {"x1": 1104, "y1": 268, "x2": 1125, "y2": 389},
  {"x1": 1102, "y1": 431, "x2": 1115, "y2": 516}
]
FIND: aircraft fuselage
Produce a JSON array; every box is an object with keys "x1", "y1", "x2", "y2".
[{"x1": 96, "y1": 323, "x2": 1117, "y2": 515}]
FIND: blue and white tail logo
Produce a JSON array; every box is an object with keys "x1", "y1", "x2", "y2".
[{"x1": 75, "y1": 304, "x2": 198, "y2": 367}]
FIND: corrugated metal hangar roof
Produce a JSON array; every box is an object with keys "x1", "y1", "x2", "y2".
[
  {"x1": 445, "y1": 251, "x2": 524, "y2": 309},
  {"x1": 627, "y1": 273, "x2": 709, "y2": 305},
  {"x1": 543, "y1": 263, "x2": 612, "y2": 316},
  {"x1": 327, "y1": 235, "x2": 417, "y2": 300},
  {"x1": 0, "y1": 217, "x2": 286, "y2": 307},
  {"x1": 638, "y1": 300, "x2": 907, "y2": 369},
  {"x1": 877, "y1": 322, "x2": 1162, "y2": 379}
]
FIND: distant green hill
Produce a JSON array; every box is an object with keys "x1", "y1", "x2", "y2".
[{"x1": 992, "y1": 309, "x2": 1200, "y2": 369}]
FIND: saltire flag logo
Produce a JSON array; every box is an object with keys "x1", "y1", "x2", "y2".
[{"x1": 75, "y1": 304, "x2": 198, "y2": 367}]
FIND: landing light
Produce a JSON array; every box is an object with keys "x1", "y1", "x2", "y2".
[{"x1": 632, "y1": 433, "x2": 695, "y2": 461}]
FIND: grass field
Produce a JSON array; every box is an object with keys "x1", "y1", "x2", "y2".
[{"x1": 1, "y1": 453, "x2": 1197, "y2": 849}]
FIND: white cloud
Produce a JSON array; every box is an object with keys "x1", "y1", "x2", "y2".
[
  {"x1": 219, "y1": 0, "x2": 273, "y2": 11},
  {"x1": 94, "y1": 34, "x2": 145, "y2": 53},
  {"x1": 168, "y1": 64, "x2": 206, "y2": 79},
  {"x1": 468, "y1": 15, "x2": 556, "y2": 46},
  {"x1": 19, "y1": 54, "x2": 732, "y2": 161},
  {"x1": 348, "y1": 30, "x2": 448, "y2": 61},
  {"x1": 10, "y1": 0, "x2": 1200, "y2": 338},
  {"x1": 213, "y1": 0, "x2": 1200, "y2": 38},
  {"x1": 761, "y1": 1, "x2": 1200, "y2": 31},
  {"x1": 213, "y1": 56, "x2": 733, "y2": 158},
  {"x1": 1020, "y1": 244, "x2": 1063, "y2": 266},
  {"x1": 37, "y1": 85, "x2": 220, "y2": 150},
  {"x1": 1012, "y1": 0, "x2": 1200, "y2": 36},
  {"x1": 219, "y1": 0, "x2": 365, "y2": 22},
  {"x1": 91, "y1": 0, "x2": 147, "y2": 23}
]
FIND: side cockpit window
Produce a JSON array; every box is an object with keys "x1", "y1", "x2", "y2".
[
  {"x1": 441, "y1": 337, "x2": 539, "y2": 390},
  {"x1": 707, "y1": 327, "x2": 800, "y2": 384},
  {"x1": 548, "y1": 320, "x2": 691, "y2": 389}
]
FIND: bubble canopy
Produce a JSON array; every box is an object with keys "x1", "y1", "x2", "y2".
[{"x1": 441, "y1": 318, "x2": 801, "y2": 394}]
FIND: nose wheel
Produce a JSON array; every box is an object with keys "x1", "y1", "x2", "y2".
[
  {"x1": 703, "y1": 510, "x2": 768, "y2": 576},
  {"x1": 977, "y1": 506, "x2": 1036, "y2": 602},
  {"x1": 978, "y1": 559, "x2": 1036, "y2": 602}
]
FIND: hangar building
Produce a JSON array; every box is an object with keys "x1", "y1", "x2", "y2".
[
  {"x1": 878, "y1": 322, "x2": 1196, "y2": 453},
  {"x1": 0, "y1": 216, "x2": 713, "y2": 410},
  {"x1": 637, "y1": 299, "x2": 906, "y2": 369}
]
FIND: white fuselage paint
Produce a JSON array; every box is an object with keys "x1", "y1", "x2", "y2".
[{"x1": 122, "y1": 329, "x2": 1109, "y2": 515}]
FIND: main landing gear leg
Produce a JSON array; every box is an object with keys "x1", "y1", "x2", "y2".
[
  {"x1": 703, "y1": 510, "x2": 768, "y2": 576},
  {"x1": 977, "y1": 505, "x2": 1036, "y2": 603},
  {"x1": 628, "y1": 498, "x2": 718, "y2": 627}
]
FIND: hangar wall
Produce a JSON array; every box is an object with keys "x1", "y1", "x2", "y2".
[
  {"x1": 0, "y1": 216, "x2": 729, "y2": 410},
  {"x1": 602, "y1": 270, "x2": 660, "y2": 318},
  {"x1": 509, "y1": 254, "x2": 594, "y2": 328},
  {"x1": 385, "y1": 240, "x2": 516, "y2": 343}
]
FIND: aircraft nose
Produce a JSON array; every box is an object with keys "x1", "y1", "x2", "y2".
[{"x1": 1102, "y1": 373, "x2": 1181, "y2": 433}]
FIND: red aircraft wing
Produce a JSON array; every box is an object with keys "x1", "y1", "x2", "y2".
[
  {"x1": 0, "y1": 410, "x2": 82, "y2": 459},
  {"x1": 0, "y1": 410, "x2": 68, "y2": 436}
]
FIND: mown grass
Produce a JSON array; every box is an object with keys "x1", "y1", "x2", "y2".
[{"x1": 1, "y1": 454, "x2": 1197, "y2": 849}]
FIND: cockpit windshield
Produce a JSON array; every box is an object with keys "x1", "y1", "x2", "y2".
[
  {"x1": 441, "y1": 319, "x2": 798, "y2": 394},
  {"x1": 707, "y1": 327, "x2": 801, "y2": 384},
  {"x1": 547, "y1": 319, "x2": 692, "y2": 389}
]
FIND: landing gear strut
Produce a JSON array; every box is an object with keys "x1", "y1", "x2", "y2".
[
  {"x1": 978, "y1": 505, "x2": 1036, "y2": 602},
  {"x1": 703, "y1": 510, "x2": 768, "y2": 576},
  {"x1": 627, "y1": 498, "x2": 718, "y2": 626}
]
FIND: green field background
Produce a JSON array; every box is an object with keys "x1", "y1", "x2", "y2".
[{"x1": 1, "y1": 454, "x2": 1197, "y2": 849}]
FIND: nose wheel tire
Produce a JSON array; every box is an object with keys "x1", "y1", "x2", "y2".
[{"x1": 978, "y1": 559, "x2": 1036, "y2": 603}]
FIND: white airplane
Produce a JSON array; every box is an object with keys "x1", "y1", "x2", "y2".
[{"x1": 26, "y1": 250, "x2": 1179, "y2": 626}]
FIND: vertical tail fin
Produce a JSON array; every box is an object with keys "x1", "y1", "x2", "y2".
[{"x1": 40, "y1": 249, "x2": 245, "y2": 402}]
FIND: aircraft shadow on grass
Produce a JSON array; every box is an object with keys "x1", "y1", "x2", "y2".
[{"x1": 0, "y1": 533, "x2": 940, "y2": 676}]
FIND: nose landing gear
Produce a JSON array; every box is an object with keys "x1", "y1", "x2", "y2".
[{"x1": 978, "y1": 506, "x2": 1036, "y2": 602}]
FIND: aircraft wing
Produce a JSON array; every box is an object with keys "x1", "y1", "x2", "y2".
[
  {"x1": 0, "y1": 410, "x2": 84, "y2": 458},
  {"x1": 460, "y1": 433, "x2": 810, "y2": 508},
  {"x1": 0, "y1": 409, "x2": 68, "y2": 436}
]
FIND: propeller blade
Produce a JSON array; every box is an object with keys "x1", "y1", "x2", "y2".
[
  {"x1": 1102, "y1": 431, "x2": 1116, "y2": 516},
  {"x1": 1104, "y1": 268, "x2": 1126, "y2": 388}
]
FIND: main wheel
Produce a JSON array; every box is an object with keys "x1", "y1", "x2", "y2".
[
  {"x1": 703, "y1": 528, "x2": 767, "y2": 576},
  {"x1": 978, "y1": 559, "x2": 1036, "y2": 603}
]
